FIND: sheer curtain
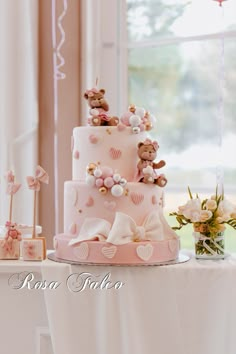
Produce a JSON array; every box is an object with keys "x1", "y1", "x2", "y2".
[{"x1": 0, "y1": 0, "x2": 38, "y2": 226}]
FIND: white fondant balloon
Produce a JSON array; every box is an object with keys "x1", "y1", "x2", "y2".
[
  {"x1": 113, "y1": 174, "x2": 121, "y2": 183},
  {"x1": 133, "y1": 127, "x2": 140, "y2": 134},
  {"x1": 111, "y1": 184, "x2": 124, "y2": 197},
  {"x1": 119, "y1": 178, "x2": 127, "y2": 187},
  {"x1": 94, "y1": 168, "x2": 102, "y2": 178},
  {"x1": 129, "y1": 115, "x2": 141, "y2": 127},
  {"x1": 135, "y1": 107, "x2": 145, "y2": 118},
  {"x1": 86, "y1": 175, "x2": 96, "y2": 187}
]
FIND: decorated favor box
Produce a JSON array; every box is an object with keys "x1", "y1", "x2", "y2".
[
  {"x1": 0, "y1": 239, "x2": 20, "y2": 260},
  {"x1": 21, "y1": 237, "x2": 46, "y2": 261},
  {"x1": 21, "y1": 165, "x2": 49, "y2": 261}
]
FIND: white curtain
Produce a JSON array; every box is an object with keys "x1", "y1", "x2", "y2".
[{"x1": 0, "y1": 0, "x2": 38, "y2": 226}]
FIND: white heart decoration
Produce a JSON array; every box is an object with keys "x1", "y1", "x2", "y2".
[
  {"x1": 168, "y1": 239, "x2": 178, "y2": 254},
  {"x1": 104, "y1": 201, "x2": 116, "y2": 210},
  {"x1": 136, "y1": 244, "x2": 153, "y2": 261},
  {"x1": 73, "y1": 242, "x2": 89, "y2": 260},
  {"x1": 101, "y1": 246, "x2": 117, "y2": 259}
]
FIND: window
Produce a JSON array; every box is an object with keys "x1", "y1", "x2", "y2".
[
  {"x1": 126, "y1": 0, "x2": 236, "y2": 249},
  {"x1": 81, "y1": 0, "x2": 236, "y2": 250}
]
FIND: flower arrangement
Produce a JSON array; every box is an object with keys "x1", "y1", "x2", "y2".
[{"x1": 170, "y1": 186, "x2": 236, "y2": 258}]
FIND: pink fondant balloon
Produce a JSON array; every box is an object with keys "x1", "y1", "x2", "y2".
[
  {"x1": 104, "y1": 177, "x2": 115, "y2": 188},
  {"x1": 95, "y1": 178, "x2": 104, "y2": 188}
]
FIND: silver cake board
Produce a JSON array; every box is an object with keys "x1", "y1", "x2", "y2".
[{"x1": 47, "y1": 251, "x2": 190, "y2": 267}]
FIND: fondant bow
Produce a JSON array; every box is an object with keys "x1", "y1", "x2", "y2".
[
  {"x1": 85, "y1": 87, "x2": 99, "y2": 98},
  {"x1": 143, "y1": 138, "x2": 159, "y2": 151},
  {"x1": 26, "y1": 165, "x2": 49, "y2": 191},
  {"x1": 69, "y1": 210, "x2": 177, "y2": 246},
  {"x1": 5, "y1": 171, "x2": 21, "y2": 195}
]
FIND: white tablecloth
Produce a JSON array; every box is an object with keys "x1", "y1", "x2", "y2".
[{"x1": 42, "y1": 251, "x2": 236, "y2": 354}]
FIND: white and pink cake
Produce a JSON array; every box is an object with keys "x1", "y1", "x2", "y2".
[{"x1": 54, "y1": 118, "x2": 180, "y2": 265}]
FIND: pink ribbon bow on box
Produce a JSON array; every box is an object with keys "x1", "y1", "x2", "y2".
[
  {"x1": 5, "y1": 171, "x2": 21, "y2": 195},
  {"x1": 26, "y1": 165, "x2": 49, "y2": 191},
  {"x1": 69, "y1": 210, "x2": 178, "y2": 246}
]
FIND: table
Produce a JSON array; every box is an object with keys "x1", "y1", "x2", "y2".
[
  {"x1": 0, "y1": 259, "x2": 51, "y2": 354},
  {"x1": 42, "y1": 251, "x2": 236, "y2": 354}
]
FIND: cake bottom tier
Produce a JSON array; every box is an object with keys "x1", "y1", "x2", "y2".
[{"x1": 54, "y1": 234, "x2": 180, "y2": 265}]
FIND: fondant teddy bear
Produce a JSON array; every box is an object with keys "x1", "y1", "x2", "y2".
[
  {"x1": 84, "y1": 88, "x2": 119, "y2": 126},
  {"x1": 4, "y1": 221, "x2": 22, "y2": 241},
  {"x1": 136, "y1": 139, "x2": 167, "y2": 187}
]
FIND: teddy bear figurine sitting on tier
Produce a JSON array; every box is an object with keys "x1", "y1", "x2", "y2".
[
  {"x1": 84, "y1": 87, "x2": 119, "y2": 126},
  {"x1": 136, "y1": 139, "x2": 167, "y2": 187}
]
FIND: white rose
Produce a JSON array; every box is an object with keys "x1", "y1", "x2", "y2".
[
  {"x1": 178, "y1": 198, "x2": 201, "y2": 220},
  {"x1": 189, "y1": 211, "x2": 201, "y2": 222},
  {"x1": 205, "y1": 199, "x2": 217, "y2": 211},
  {"x1": 200, "y1": 210, "x2": 212, "y2": 222},
  {"x1": 218, "y1": 199, "x2": 235, "y2": 215}
]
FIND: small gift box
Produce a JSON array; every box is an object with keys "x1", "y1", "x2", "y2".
[
  {"x1": 0, "y1": 239, "x2": 20, "y2": 260},
  {"x1": 21, "y1": 237, "x2": 46, "y2": 261}
]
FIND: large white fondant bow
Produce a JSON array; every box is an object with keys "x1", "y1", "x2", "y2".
[{"x1": 69, "y1": 210, "x2": 177, "y2": 246}]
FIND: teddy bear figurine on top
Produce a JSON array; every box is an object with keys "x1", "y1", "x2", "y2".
[
  {"x1": 136, "y1": 138, "x2": 167, "y2": 187},
  {"x1": 84, "y1": 87, "x2": 119, "y2": 126}
]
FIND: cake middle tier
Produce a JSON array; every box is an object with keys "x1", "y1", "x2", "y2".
[
  {"x1": 72, "y1": 126, "x2": 147, "y2": 181},
  {"x1": 64, "y1": 181, "x2": 164, "y2": 235}
]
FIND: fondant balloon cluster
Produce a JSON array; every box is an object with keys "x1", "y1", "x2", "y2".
[
  {"x1": 120, "y1": 105, "x2": 156, "y2": 134},
  {"x1": 86, "y1": 163, "x2": 127, "y2": 197}
]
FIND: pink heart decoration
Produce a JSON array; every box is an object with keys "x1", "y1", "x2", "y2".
[
  {"x1": 152, "y1": 195, "x2": 157, "y2": 205},
  {"x1": 136, "y1": 244, "x2": 153, "y2": 261},
  {"x1": 130, "y1": 192, "x2": 144, "y2": 205},
  {"x1": 168, "y1": 239, "x2": 178, "y2": 254},
  {"x1": 73, "y1": 150, "x2": 80, "y2": 159},
  {"x1": 69, "y1": 223, "x2": 77, "y2": 235},
  {"x1": 73, "y1": 242, "x2": 89, "y2": 260},
  {"x1": 104, "y1": 201, "x2": 116, "y2": 210},
  {"x1": 85, "y1": 196, "x2": 94, "y2": 207},
  {"x1": 89, "y1": 134, "x2": 98, "y2": 144},
  {"x1": 101, "y1": 246, "x2": 117, "y2": 259},
  {"x1": 109, "y1": 147, "x2": 122, "y2": 160}
]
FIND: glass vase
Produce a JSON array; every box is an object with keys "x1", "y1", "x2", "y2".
[{"x1": 193, "y1": 231, "x2": 225, "y2": 260}]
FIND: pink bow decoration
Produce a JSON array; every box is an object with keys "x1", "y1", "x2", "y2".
[
  {"x1": 143, "y1": 139, "x2": 159, "y2": 151},
  {"x1": 69, "y1": 210, "x2": 178, "y2": 246},
  {"x1": 5, "y1": 171, "x2": 14, "y2": 183},
  {"x1": 27, "y1": 165, "x2": 49, "y2": 191},
  {"x1": 85, "y1": 87, "x2": 99, "y2": 98},
  {"x1": 5, "y1": 171, "x2": 21, "y2": 195}
]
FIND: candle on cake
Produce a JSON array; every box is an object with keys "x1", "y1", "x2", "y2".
[{"x1": 21, "y1": 165, "x2": 49, "y2": 261}]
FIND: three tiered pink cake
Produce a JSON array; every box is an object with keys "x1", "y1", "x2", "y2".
[{"x1": 53, "y1": 89, "x2": 179, "y2": 265}]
